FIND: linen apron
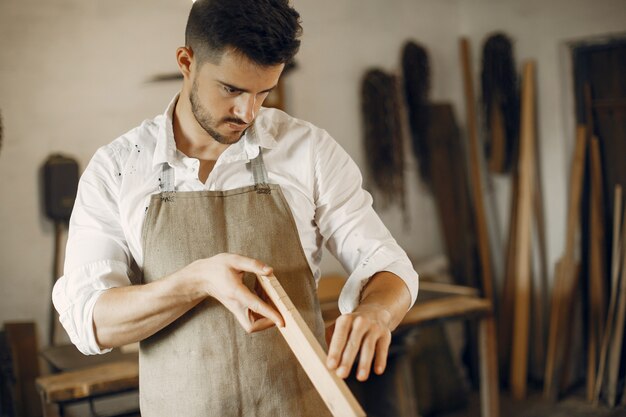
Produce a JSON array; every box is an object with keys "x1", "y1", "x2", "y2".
[{"x1": 138, "y1": 148, "x2": 333, "y2": 417}]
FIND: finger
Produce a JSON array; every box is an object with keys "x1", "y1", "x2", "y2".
[
  {"x1": 327, "y1": 315, "x2": 352, "y2": 370},
  {"x1": 234, "y1": 308, "x2": 277, "y2": 334},
  {"x1": 241, "y1": 290, "x2": 284, "y2": 327},
  {"x1": 227, "y1": 254, "x2": 273, "y2": 276},
  {"x1": 373, "y1": 331, "x2": 392, "y2": 375},
  {"x1": 356, "y1": 332, "x2": 380, "y2": 381},
  {"x1": 337, "y1": 317, "x2": 369, "y2": 378}
]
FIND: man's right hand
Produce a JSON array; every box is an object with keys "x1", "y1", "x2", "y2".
[
  {"x1": 93, "y1": 253, "x2": 283, "y2": 350},
  {"x1": 185, "y1": 253, "x2": 284, "y2": 333}
]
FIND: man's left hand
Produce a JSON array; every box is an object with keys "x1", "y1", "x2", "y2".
[{"x1": 325, "y1": 304, "x2": 393, "y2": 382}]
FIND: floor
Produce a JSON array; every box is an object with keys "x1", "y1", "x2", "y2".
[
  {"x1": 439, "y1": 387, "x2": 626, "y2": 417},
  {"x1": 60, "y1": 384, "x2": 626, "y2": 417}
]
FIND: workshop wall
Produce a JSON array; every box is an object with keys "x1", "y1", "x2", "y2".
[
  {"x1": 0, "y1": 0, "x2": 624, "y2": 347},
  {"x1": 0, "y1": 0, "x2": 190, "y2": 344},
  {"x1": 0, "y1": 0, "x2": 457, "y2": 344},
  {"x1": 289, "y1": 0, "x2": 460, "y2": 274},
  {"x1": 457, "y1": 0, "x2": 626, "y2": 295}
]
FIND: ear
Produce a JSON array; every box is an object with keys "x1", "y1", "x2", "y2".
[{"x1": 176, "y1": 46, "x2": 194, "y2": 80}]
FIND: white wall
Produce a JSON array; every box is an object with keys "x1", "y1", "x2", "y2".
[
  {"x1": 0, "y1": 0, "x2": 190, "y2": 343},
  {"x1": 289, "y1": 0, "x2": 460, "y2": 272},
  {"x1": 457, "y1": 0, "x2": 626, "y2": 289},
  {"x1": 1, "y1": 0, "x2": 624, "y2": 346}
]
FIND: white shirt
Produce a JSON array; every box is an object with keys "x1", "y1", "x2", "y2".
[{"x1": 53, "y1": 95, "x2": 419, "y2": 355}]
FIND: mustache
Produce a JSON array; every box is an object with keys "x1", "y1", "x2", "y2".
[{"x1": 222, "y1": 117, "x2": 247, "y2": 126}]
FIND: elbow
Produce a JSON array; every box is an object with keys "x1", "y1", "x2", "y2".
[{"x1": 54, "y1": 287, "x2": 111, "y2": 355}]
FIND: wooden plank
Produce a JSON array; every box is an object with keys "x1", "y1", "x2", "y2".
[
  {"x1": 479, "y1": 316, "x2": 500, "y2": 417},
  {"x1": 499, "y1": 167, "x2": 519, "y2": 382},
  {"x1": 255, "y1": 274, "x2": 365, "y2": 417},
  {"x1": 558, "y1": 261, "x2": 584, "y2": 394},
  {"x1": 50, "y1": 222, "x2": 64, "y2": 346},
  {"x1": 321, "y1": 294, "x2": 492, "y2": 328},
  {"x1": 319, "y1": 276, "x2": 484, "y2": 307},
  {"x1": 544, "y1": 125, "x2": 587, "y2": 400},
  {"x1": 587, "y1": 135, "x2": 607, "y2": 401},
  {"x1": 402, "y1": 296, "x2": 492, "y2": 326},
  {"x1": 424, "y1": 103, "x2": 480, "y2": 290},
  {"x1": 531, "y1": 154, "x2": 549, "y2": 379},
  {"x1": 594, "y1": 185, "x2": 622, "y2": 404},
  {"x1": 459, "y1": 37, "x2": 495, "y2": 303},
  {"x1": 36, "y1": 361, "x2": 138, "y2": 403},
  {"x1": 4, "y1": 322, "x2": 42, "y2": 417},
  {"x1": 510, "y1": 60, "x2": 536, "y2": 400},
  {"x1": 606, "y1": 205, "x2": 626, "y2": 407},
  {"x1": 544, "y1": 258, "x2": 565, "y2": 399},
  {"x1": 418, "y1": 281, "x2": 480, "y2": 297}
]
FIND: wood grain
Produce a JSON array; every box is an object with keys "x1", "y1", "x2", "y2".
[
  {"x1": 531, "y1": 154, "x2": 549, "y2": 379},
  {"x1": 510, "y1": 60, "x2": 536, "y2": 400},
  {"x1": 594, "y1": 185, "x2": 622, "y2": 404},
  {"x1": 606, "y1": 205, "x2": 626, "y2": 406},
  {"x1": 402, "y1": 296, "x2": 492, "y2": 326},
  {"x1": 459, "y1": 37, "x2": 495, "y2": 303},
  {"x1": 4, "y1": 322, "x2": 41, "y2": 417},
  {"x1": 36, "y1": 361, "x2": 138, "y2": 403},
  {"x1": 544, "y1": 125, "x2": 587, "y2": 400},
  {"x1": 479, "y1": 316, "x2": 500, "y2": 417},
  {"x1": 499, "y1": 166, "x2": 519, "y2": 382},
  {"x1": 587, "y1": 135, "x2": 606, "y2": 401},
  {"x1": 256, "y1": 274, "x2": 365, "y2": 417}
]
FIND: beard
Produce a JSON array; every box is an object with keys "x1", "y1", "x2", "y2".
[{"x1": 189, "y1": 77, "x2": 248, "y2": 145}]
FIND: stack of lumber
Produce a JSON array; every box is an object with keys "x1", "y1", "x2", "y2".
[
  {"x1": 593, "y1": 185, "x2": 625, "y2": 407},
  {"x1": 457, "y1": 35, "x2": 625, "y2": 408},
  {"x1": 462, "y1": 35, "x2": 544, "y2": 400},
  {"x1": 542, "y1": 133, "x2": 626, "y2": 406},
  {"x1": 544, "y1": 84, "x2": 624, "y2": 406}
]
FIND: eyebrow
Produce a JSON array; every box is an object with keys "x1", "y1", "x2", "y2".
[{"x1": 218, "y1": 81, "x2": 277, "y2": 94}]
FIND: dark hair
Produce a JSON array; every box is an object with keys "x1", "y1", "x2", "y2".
[{"x1": 185, "y1": 0, "x2": 302, "y2": 66}]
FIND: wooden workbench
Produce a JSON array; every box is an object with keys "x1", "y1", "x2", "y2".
[{"x1": 36, "y1": 278, "x2": 499, "y2": 417}]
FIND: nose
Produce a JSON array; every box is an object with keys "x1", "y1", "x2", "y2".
[{"x1": 233, "y1": 93, "x2": 256, "y2": 124}]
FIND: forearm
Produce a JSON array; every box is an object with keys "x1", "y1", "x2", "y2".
[
  {"x1": 356, "y1": 271, "x2": 411, "y2": 330},
  {"x1": 93, "y1": 269, "x2": 206, "y2": 349}
]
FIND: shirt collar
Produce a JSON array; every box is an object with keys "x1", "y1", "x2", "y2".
[
  {"x1": 152, "y1": 94, "x2": 180, "y2": 168},
  {"x1": 152, "y1": 94, "x2": 278, "y2": 168}
]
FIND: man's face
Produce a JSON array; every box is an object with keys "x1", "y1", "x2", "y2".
[{"x1": 188, "y1": 49, "x2": 284, "y2": 144}]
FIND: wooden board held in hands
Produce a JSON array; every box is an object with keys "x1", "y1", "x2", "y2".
[{"x1": 256, "y1": 274, "x2": 366, "y2": 417}]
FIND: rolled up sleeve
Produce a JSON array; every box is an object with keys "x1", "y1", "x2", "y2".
[
  {"x1": 53, "y1": 261, "x2": 130, "y2": 355},
  {"x1": 52, "y1": 146, "x2": 132, "y2": 355},
  {"x1": 312, "y1": 132, "x2": 419, "y2": 314}
]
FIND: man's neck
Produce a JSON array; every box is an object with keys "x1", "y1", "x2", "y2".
[{"x1": 172, "y1": 93, "x2": 230, "y2": 162}]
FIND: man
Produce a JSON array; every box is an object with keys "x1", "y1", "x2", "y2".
[{"x1": 53, "y1": 0, "x2": 419, "y2": 415}]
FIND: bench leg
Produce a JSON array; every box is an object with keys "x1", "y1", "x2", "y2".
[
  {"x1": 395, "y1": 349, "x2": 420, "y2": 417},
  {"x1": 478, "y1": 315, "x2": 500, "y2": 417},
  {"x1": 39, "y1": 390, "x2": 61, "y2": 417}
]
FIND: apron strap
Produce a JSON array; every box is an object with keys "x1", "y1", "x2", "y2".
[
  {"x1": 159, "y1": 147, "x2": 270, "y2": 196},
  {"x1": 159, "y1": 163, "x2": 176, "y2": 201},
  {"x1": 249, "y1": 148, "x2": 271, "y2": 194}
]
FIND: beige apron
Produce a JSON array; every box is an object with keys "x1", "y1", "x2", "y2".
[{"x1": 138, "y1": 148, "x2": 333, "y2": 417}]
